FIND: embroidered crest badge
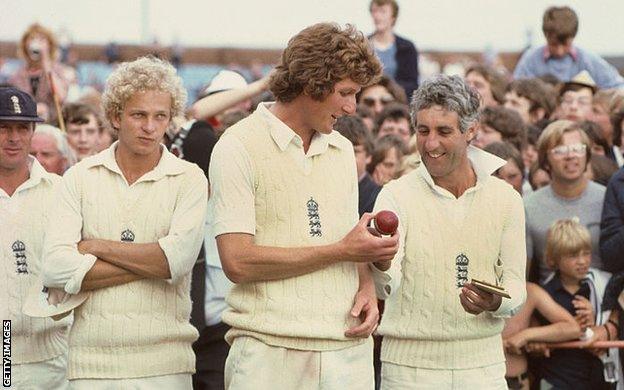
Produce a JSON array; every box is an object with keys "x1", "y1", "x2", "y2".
[
  {"x1": 121, "y1": 229, "x2": 135, "y2": 242},
  {"x1": 11, "y1": 96, "x2": 21, "y2": 114},
  {"x1": 12, "y1": 240, "x2": 28, "y2": 274},
  {"x1": 306, "y1": 198, "x2": 322, "y2": 237},
  {"x1": 455, "y1": 253, "x2": 469, "y2": 288}
]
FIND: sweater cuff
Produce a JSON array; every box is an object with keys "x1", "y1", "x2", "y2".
[
  {"x1": 369, "y1": 263, "x2": 394, "y2": 299},
  {"x1": 65, "y1": 254, "x2": 97, "y2": 294}
]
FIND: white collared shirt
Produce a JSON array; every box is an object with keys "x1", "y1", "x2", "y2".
[
  {"x1": 370, "y1": 146, "x2": 511, "y2": 306},
  {"x1": 42, "y1": 142, "x2": 208, "y2": 294}
]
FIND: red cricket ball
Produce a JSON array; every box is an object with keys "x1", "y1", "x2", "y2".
[{"x1": 373, "y1": 210, "x2": 398, "y2": 235}]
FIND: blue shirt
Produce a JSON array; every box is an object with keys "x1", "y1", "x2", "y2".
[
  {"x1": 533, "y1": 273, "x2": 608, "y2": 389},
  {"x1": 375, "y1": 43, "x2": 398, "y2": 80},
  {"x1": 513, "y1": 45, "x2": 624, "y2": 89}
]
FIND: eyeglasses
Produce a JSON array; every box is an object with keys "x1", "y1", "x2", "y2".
[
  {"x1": 548, "y1": 143, "x2": 587, "y2": 158},
  {"x1": 361, "y1": 96, "x2": 395, "y2": 108}
]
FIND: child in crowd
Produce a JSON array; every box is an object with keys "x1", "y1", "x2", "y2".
[
  {"x1": 502, "y1": 282, "x2": 581, "y2": 390},
  {"x1": 531, "y1": 219, "x2": 618, "y2": 390}
]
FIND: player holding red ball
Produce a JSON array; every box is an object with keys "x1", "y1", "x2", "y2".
[{"x1": 370, "y1": 75, "x2": 527, "y2": 388}]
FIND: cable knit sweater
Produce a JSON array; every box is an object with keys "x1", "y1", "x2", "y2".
[
  {"x1": 1, "y1": 158, "x2": 70, "y2": 364},
  {"x1": 375, "y1": 168, "x2": 526, "y2": 369},
  {"x1": 212, "y1": 105, "x2": 364, "y2": 351},
  {"x1": 42, "y1": 144, "x2": 208, "y2": 379}
]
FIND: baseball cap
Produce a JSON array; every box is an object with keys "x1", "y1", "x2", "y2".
[
  {"x1": 0, "y1": 87, "x2": 44, "y2": 122},
  {"x1": 201, "y1": 70, "x2": 248, "y2": 97}
]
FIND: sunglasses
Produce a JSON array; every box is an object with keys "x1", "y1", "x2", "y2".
[
  {"x1": 549, "y1": 143, "x2": 587, "y2": 158},
  {"x1": 361, "y1": 96, "x2": 395, "y2": 108}
]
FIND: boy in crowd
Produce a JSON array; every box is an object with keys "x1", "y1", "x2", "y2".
[
  {"x1": 513, "y1": 6, "x2": 624, "y2": 89},
  {"x1": 532, "y1": 219, "x2": 617, "y2": 389}
]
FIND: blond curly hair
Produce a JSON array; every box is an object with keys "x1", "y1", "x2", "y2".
[{"x1": 101, "y1": 56, "x2": 187, "y2": 129}]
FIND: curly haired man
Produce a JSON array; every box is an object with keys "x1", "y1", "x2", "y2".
[
  {"x1": 41, "y1": 56, "x2": 208, "y2": 389},
  {"x1": 210, "y1": 23, "x2": 399, "y2": 390}
]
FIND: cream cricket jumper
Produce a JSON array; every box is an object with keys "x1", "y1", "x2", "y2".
[
  {"x1": 373, "y1": 150, "x2": 527, "y2": 369},
  {"x1": 41, "y1": 143, "x2": 208, "y2": 379},
  {"x1": 210, "y1": 103, "x2": 364, "y2": 351},
  {"x1": 1, "y1": 157, "x2": 70, "y2": 364}
]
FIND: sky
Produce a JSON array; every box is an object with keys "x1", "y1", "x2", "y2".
[{"x1": 2, "y1": 0, "x2": 623, "y2": 55}]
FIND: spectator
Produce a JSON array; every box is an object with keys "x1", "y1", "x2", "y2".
[
  {"x1": 580, "y1": 120, "x2": 610, "y2": 156},
  {"x1": 504, "y1": 78, "x2": 556, "y2": 126},
  {"x1": 587, "y1": 155, "x2": 618, "y2": 186},
  {"x1": 557, "y1": 71, "x2": 597, "y2": 123},
  {"x1": 532, "y1": 219, "x2": 615, "y2": 389},
  {"x1": 62, "y1": 102, "x2": 103, "y2": 161},
  {"x1": 465, "y1": 63, "x2": 507, "y2": 108},
  {"x1": 600, "y1": 166, "x2": 624, "y2": 273},
  {"x1": 368, "y1": 0, "x2": 419, "y2": 99},
  {"x1": 528, "y1": 161, "x2": 551, "y2": 191},
  {"x1": 374, "y1": 102, "x2": 412, "y2": 145},
  {"x1": 484, "y1": 141, "x2": 525, "y2": 195},
  {"x1": 31, "y1": 124, "x2": 73, "y2": 174},
  {"x1": 9, "y1": 23, "x2": 70, "y2": 106},
  {"x1": 525, "y1": 120, "x2": 605, "y2": 283},
  {"x1": 612, "y1": 108, "x2": 624, "y2": 167},
  {"x1": 334, "y1": 115, "x2": 381, "y2": 216},
  {"x1": 368, "y1": 133, "x2": 407, "y2": 186},
  {"x1": 513, "y1": 6, "x2": 624, "y2": 89},
  {"x1": 358, "y1": 74, "x2": 407, "y2": 116},
  {"x1": 473, "y1": 105, "x2": 526, "y2": 152},
  {"x1": 501, "y1": 282, "x2": 581, "y2": 390},
  {"x1": 356, "y1": 103, "x2": 376, "y2": 132}
]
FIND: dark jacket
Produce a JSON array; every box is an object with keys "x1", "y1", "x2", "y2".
[
  {"x1": 368, "y1": 33, "x2": 419, "y2": 100},
  {"x1": 600, "y1": 167, "x2": 624, "y2": 273},
  {"x1": 394, "y1": 34, "x2": 419, "y2": 100}
]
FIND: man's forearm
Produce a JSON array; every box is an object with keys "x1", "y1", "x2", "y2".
[
  {"x1": 522, "y1": 322, "x2": 581, "y2": 343},
  {"x1": 82, "y1": 259, "x2": 145, "y2": 291},
  {"x1": 87, "y1": 240, "x2": 171, "y2": 279}
]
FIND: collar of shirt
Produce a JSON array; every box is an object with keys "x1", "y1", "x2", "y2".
[
  {"x1": 257, "y1": 102, "x2": 348, "y2": 156},
  {"x1": 84, "y1": 141, "x2": 188, "y2": 182},
  {"x1": 543, "y1": 45, "x2": 578, "y2": 61},
  {"x1": 1, "y1": 156, "x2": 58, "y2": 198},
  {"x1": 417, "y1": 145, "x2": 506, "y2": 199}
]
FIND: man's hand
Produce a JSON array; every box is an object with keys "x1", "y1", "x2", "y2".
[
  {"x1": 525, "y1": 342, "x2": 551, "y2": 358},
  {"x1": 459, "y1": 282, "x2": 502, "y2": 315},
  {"x1": 503, "y1": 331, "x2": 528, "y2": 355},
  {"x1": 587, "y1": 324, "x2": 609, "y2": 357},
  {"x1": 345, "y1": 287, "x2": 379, "y2": 338},
  {"x1": 339, "y1": 213, "x2": 399, "y2": 264},
  {"x1": 573, "y1": 295, "x2": 595, "y2": 330}
]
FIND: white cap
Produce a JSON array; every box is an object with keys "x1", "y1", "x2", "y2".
[
  {"x1": 203, "y1": 70, "x2": 248, "y2": 95},
  {"x1": 22, "y1": 279, "x2": 89, "y2": 320}
]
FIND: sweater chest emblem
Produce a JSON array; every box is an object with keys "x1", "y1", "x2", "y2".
[
  {"x1": 306, "y1": 197, "x2": 322, "y2": 237},
  {"x1": 121, "y1": 229, "x2": 135, "y2": 242},
  {"x1": 12, "y1": 240, "x2": 28, "y2": 274},
  {"x1": 455, "y1": 253, "x2": 469, "y2": 288}
]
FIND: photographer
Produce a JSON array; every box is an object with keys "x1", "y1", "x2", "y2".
[{"x1": 9, "y1": 23, "x2": 70, "y2": 107}]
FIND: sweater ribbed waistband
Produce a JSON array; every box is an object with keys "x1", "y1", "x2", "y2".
[
  {"x1": 226, "y1": 328, "x2": 365, "y2": 352},
  {"x1": 381, "y1": 334, "x2": 505, "y2": 370}
]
